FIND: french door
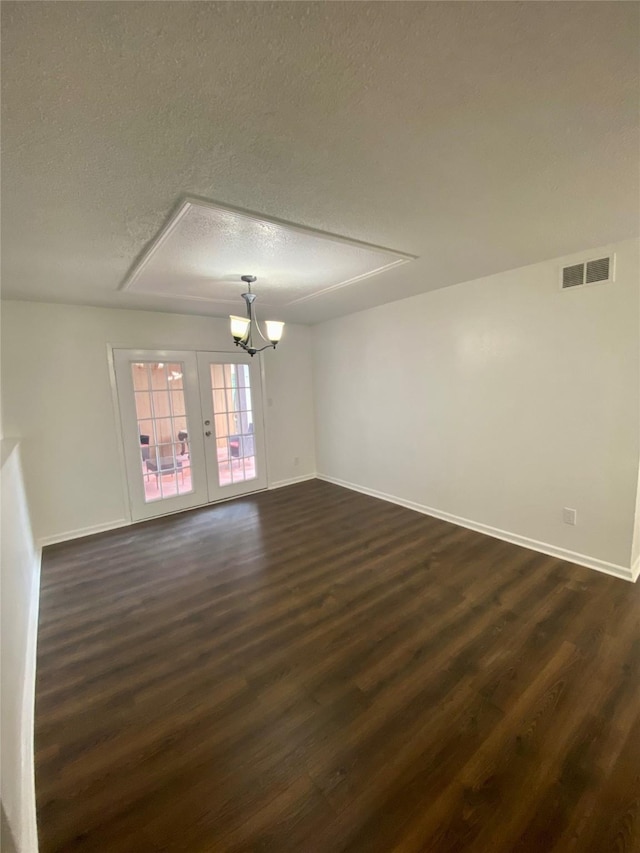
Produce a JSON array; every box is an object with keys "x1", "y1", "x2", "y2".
[{"x1": 113, "y1": 349, "x2": 267, "y2": 521}]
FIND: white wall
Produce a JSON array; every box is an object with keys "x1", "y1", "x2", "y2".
[
  {"x1": 261, "y1": 326, "x2": 316, "y2": 488},
  {"x1": 631, "y1": 459, "x2": 640, "y2": 578},
  {"x1": 0, "y1": 302, "x2": 316, "y2": 543},
  {"x1": 1, "y1": 441, "x2": 40, "y2": 852},
  {"x1": 313, "y1": 238, "x2": 640, "y2": 577}
]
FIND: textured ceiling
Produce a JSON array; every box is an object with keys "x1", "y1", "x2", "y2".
[
  {"x1": 1, "y1": 1, "x2": 639, "y2": 324},
  {"x1": 123, "y1": 199, "x2": 415, "y2": 311}
]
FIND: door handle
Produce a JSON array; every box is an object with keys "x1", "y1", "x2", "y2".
[{"x1": 205, "y1": 430, "x2": 212, "y2": 437}]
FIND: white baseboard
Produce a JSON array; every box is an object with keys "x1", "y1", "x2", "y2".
[
  {"x1": 38, "y1": 518, "x2": 129, "y2": 548},
  {"x1": 269, "y1": 473, "x2": 317, "y2": 490},
  {"x1": 632, "y1": 554, "x2": 640, "y2": 583},
  {"x1": 317, "y1": 474, "x2": 636, "y2": 583}
]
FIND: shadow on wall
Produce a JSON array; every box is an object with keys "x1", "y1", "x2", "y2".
[{"x1": 1, "y1": 804, "x2": 18, "y2": 853}]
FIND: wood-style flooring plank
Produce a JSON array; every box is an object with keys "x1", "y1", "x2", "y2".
[{"x1": 35, "y1": 479, "x2": 640, "y2": 852}]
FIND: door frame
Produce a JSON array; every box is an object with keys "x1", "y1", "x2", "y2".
[
  {"x1": 113, "y1": 348, "x2": 210, "y2": 521},
  {"x1": 107, "y1": 344, "x2": 271, "y2": 523},
  {"x1": 197, "y1": 350, "x2": 269, "y2": 503}
]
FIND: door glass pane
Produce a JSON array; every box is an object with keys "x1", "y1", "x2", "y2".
[
  {"x1": 211, "y1": 364, "x2": 226, "y2": 389},
  {"x1": 132, "y1": 361, "x2": 193, "y2": 503},
  {"x1": 170, "y1": 389, "x2": 185, "y2": 416},
  {"x1": 209, "y1": 363, "x2": 257, "y2": 487},
  {"x1": 167, "y1": 364, "x2": 183, "y2": 388},
  {"x1": 237, "y1": 364, "x2": 250, "y2": 387},
  {"x1": 134, "y1": 391, "x2": 152, "y2": 420},
  {"x1": 132, "y1": 363, "x2": 151, "y2": 390}
]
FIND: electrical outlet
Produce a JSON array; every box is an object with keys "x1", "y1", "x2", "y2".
[{"x1": 563, "y1": 507, "x2": 577, "y2": 526}]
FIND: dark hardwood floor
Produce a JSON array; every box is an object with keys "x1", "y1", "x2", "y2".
[{"x1": 35, "y1": 479, "x2": 640, "y2": 852}]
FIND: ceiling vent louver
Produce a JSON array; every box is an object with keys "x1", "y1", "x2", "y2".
[
  {"x1": 562, "y1": 263, "x2": 585, "y2": 289},
  {"x1": 585, "y1": 256, "x2": 610, "y2": 283},
  {"x1": 561, "y1": 255, "x2": 614, "y2": 290}
]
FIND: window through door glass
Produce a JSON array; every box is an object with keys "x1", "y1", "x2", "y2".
[
  {"x1": 210, "y1": 363, "x2": 257, "y2": 486},
  {"x1": 131, "y1": 362, "x2": 192, "y2": 502}
]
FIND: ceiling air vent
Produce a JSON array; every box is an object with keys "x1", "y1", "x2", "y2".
[{"x1": 561, "y1": 255, "x2": 614, "y2": 289}]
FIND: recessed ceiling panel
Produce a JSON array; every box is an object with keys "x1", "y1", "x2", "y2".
[{"x1": 121, "y1": 199, "x2": 416, "y2": 308}]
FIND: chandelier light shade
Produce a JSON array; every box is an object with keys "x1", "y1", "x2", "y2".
[
  {"x1": 265, "y1": 320, "x2": 285, "y2": 343},
  {"x1": 230, "y1": 315, "x2": 250, "y2": 341},
  {"x1": 229, "y1": 276, "x2": 285, "y2": 356}
]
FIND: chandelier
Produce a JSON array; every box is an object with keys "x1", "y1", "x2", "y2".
[{"x1": 229, "y1": 275, "x2": 284, "y2": 357}]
